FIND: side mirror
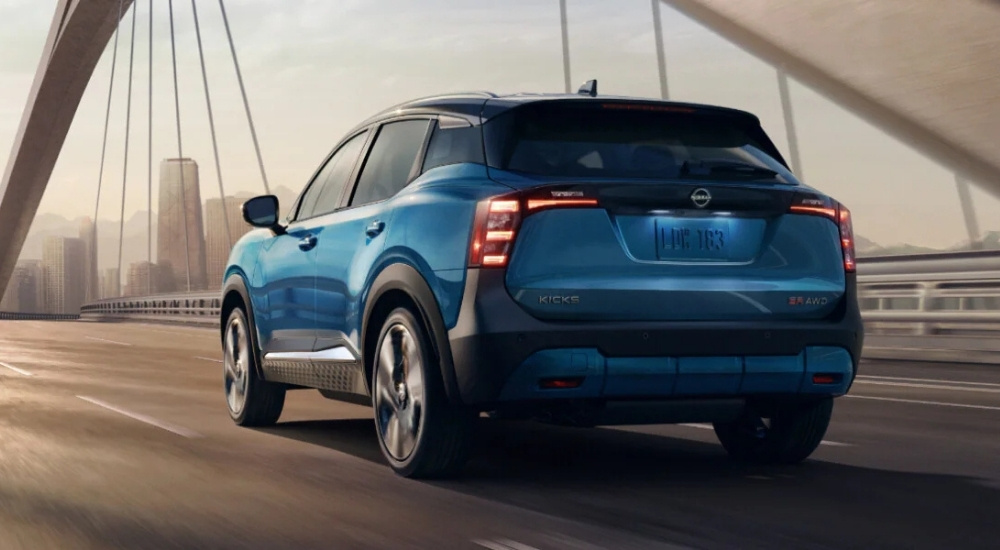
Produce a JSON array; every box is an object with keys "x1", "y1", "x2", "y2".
[{"x1": 242, "y1": 195, "x2": 284, "y2": 233}]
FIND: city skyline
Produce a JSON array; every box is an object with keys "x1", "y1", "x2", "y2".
[{"x1": 0, "y1": 153, "x2": 285, "y2": 310}]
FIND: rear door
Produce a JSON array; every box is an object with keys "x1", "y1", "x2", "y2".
[
  {"x1": 312, "y1": 118, "x2": 434, "y2": 352},
  {"x1": 481, "y1": 100, "x2": 848, "y2": 322}
]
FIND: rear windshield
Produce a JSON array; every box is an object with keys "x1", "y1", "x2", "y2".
[{"x1": 483, "y1": 101, "x2": 798, "y2": 183}]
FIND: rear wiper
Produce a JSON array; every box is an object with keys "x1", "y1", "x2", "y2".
[{"x1": 680, "y1": 159, "x2": 779, "y2": 179}]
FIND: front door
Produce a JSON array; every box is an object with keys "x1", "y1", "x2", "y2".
[{"x1": 254, "y1": 219, "x2": 322, "y2": 355}]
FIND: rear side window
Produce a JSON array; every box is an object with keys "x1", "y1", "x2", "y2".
[
  {"x1": 421, "y1": 117, "x2": 485, "y2": 173},
  {"x1": 350, "y1": 119, "x2": 432, "y2": 206},
  {"x1": 483, "y1": 101, "x2": 798, "y2": 183}
]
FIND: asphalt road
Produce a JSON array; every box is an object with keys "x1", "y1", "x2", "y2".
[{"x1": 1, "y1": 320, "x2": 998, "y2": 549}]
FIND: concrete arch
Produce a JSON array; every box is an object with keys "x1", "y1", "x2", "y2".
[
  {"x1": 662, "y1": 0, "x2": 1000, "y2": 195},
  {"x1": 0, "y1": 0, "x2": 133, "y2": 296}
]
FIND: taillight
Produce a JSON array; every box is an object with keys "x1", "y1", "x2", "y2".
[
  {"x1": 838, "y1": 204, "x2": 856, "y2": 273},
  {"x1": 469, "y1": 199, "x2": 521, "y2": 267},
  {"x1": 789, "y1": 193, "x2": 856, "y2": 273},
  {"x1": 469, "y1": 193, "x2": 600, "y2": 268}
]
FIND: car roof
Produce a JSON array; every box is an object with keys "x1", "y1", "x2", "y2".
[{"x1": 345, "y1": 91, "x2": 763, "y2": 135}]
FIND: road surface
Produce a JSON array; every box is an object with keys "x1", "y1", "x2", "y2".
[{"x1": 1, "y1": 320, "x2": 997, "y2": 549}]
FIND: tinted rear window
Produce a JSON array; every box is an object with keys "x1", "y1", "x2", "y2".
[{"x1": 483, "y1": 101, "x2": 797, "y2": 183}]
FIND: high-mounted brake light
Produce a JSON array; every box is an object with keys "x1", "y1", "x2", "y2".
[
  {"x1": 469, "y1": 193, "x2": 601, "y2": 268},
  {"x1": 789, "y1": 193, "x2": 856, "y2": 273}
]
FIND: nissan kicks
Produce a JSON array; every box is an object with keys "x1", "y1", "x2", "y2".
[{"x1": 220, "y1": 83, "x2": 863, "y2": 478}]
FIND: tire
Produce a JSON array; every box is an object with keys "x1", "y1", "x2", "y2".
[
  {"x1": 371, "y1": 306, "x2": 474, "y2": 479},
  {"x1": 713, "y1": 397, "x2": 834, "y2": 464},
  {"x1": 222, "y1": 306, "x2": 285, "y2": 427}
]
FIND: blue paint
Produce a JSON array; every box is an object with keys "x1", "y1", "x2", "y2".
[
  {"x1": 801, "y1": 346, "x2": 854, "y2": 395},
  {"x1": 743, "y1": 354, "x2": 805, "y2": 393},
  {"x1": 498, "y1": 349, "x2": 605, "y2": 400},
  {"x1": 506, "y1": 209, "x2": 845, "y2": 322},
  {"x1": 675, "y1": 356, "x2": 744, "y2": 395},
  {"x1": 604, "y1": 356, "x2": 677, "y2": 397}
]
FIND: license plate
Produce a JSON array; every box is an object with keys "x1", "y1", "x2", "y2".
[{"x1": 655, "y1": 219, "x2": 731, "y2": 260}]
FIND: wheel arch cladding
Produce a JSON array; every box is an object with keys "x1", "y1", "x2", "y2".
[
  {"x1": 221, "y1": 273, "x2": 266, "y2": 379},
  {"x1": 362, "y1": 263, "x2": 463, "y2": 405}
]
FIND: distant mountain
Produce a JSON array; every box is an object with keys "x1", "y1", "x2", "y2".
[{"x1": 854, "y1": 234, "x2": 882, "y2": 256}]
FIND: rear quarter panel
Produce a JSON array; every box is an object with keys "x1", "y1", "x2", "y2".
[{"x1": 359, "y1": 164, "x2": 510, "y2": 338}]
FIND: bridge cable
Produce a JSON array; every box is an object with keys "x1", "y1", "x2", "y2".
[
  {"x1": 651, "y1": 0, "x2": 670, "y2": 100},
  {"x1": 168, "y1": 0, "x2": 193, "y2": 292},
  {"x1": 192, "y1": 0, "x2": 233, "y2": 251},
  {"x1": 559, "y1": 0, "x2": 571, "y2": 94},
  {"x1": 92, "y1": 0, "x2": 125, "y2": 298},
  {"x1": 116, "y1": 2, "x2": 138, "y2": 297},
  {"x1": 218, "y1": 0, "x2": 271, "y2": 195},
  {"x1": 147, "y1": 0, "x2": 154, "y2": 295}
]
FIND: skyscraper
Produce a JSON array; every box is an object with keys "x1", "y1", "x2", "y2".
[
  {"x1": 204, "y1": 195, "x2": 253, "y2": 289},
  {"x1": 125, "y1": 261, "x2": 171, "y2": 296},
  {"x1": 157, "y1": 158, "x2": 208, "y2": 292},
  {"x1": 42, "y1": 236, "x2": 85, "y2": 314},
  {"x1": 79, "y1": 216, "x2": 98, "y2": 302},
  {"x1": 0, "y1": 263, "x2": 35, "y2": 311},
  {"x1": 101, "y1": 267, "x2": 120, "y2": 299}
]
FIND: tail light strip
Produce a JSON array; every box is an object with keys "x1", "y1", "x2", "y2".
[
  {"x1": 469, "y1": 196, "x2": 599, "y2": 268},
  {"x1": 789, "y1": 194, "x2": 856, "y2": 273}
]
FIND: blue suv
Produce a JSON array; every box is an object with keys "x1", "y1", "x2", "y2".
[{"x1": 221, "y1": 85, "x2": 863, "y2": 478}]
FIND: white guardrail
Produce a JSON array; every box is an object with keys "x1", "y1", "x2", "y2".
[{"x1": 75, "y1": 251, "x2": 1000, "y2": 363}]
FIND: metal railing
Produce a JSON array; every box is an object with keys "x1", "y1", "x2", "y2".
[
  {"x1": 79, "y1": 291, "x2": 221, "y2": 326},
  {"x1": 0, "y1": 311, "x2": 80, "y2": 321},
  {"x1": 856, "y1": 250, "x2": 1000, "y2": 337}
]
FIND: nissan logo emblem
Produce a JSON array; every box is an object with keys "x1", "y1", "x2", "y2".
[{"x1": 690, "y1": 188, "x2": 712, "y2": 208}]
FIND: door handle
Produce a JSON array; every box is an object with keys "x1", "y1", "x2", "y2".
[
  {"x1": 365, "y1": 220, "x2": 385, "y2": 237},
  {"x1": 298, "y1": 234, "x2": 317, "y2": 251}
]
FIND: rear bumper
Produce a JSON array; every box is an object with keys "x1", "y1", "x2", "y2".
[{"x1": 447, "y1": 269, "x2": 864, "y2": 407}]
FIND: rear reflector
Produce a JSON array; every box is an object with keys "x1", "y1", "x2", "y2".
[
  {"x1": 539, "y1": 377, "x2": 585, "y2": 389},
  {"x1": 812, "y1": 373, "x2": 842, "y2": 385}
]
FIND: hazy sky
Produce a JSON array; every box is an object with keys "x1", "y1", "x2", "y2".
[{"x1": 1, "y1": 0, "x2": 997, "y2": 250}]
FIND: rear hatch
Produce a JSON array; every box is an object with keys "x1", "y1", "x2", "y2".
[{"x1": 475, "y1": 99, "x2": 852, "y2": 322}]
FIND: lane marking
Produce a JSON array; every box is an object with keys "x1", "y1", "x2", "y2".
[
  {"x1": 855, "y1": 380, "x2": 1000, "y2": 394},
  {"x1": 857, "y1": 375, "x2": 1000, "y2": 388},
  {"x1": 85, "y1": 336, "x2": 132, "y2": 347},
  {"x1": 678, "y1": 423, "x2": 851, "y2": 447},
  {"x1": 194, "y1": 356, "x2": 223, "y2": 363},
  {"x1": 473, "y1": 540, "x2": 540, "y2": 550},
  {"x1": 846, "y1": 394, "x2": 1000, "y2": 412},
  {"x1": 76, "y1": 396, "x2": 201, "y2": 438},
  {"x1": 0, "y1": 361, "x2": 33, "y2": 376}
]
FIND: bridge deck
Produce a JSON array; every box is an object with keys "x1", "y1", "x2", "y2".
[{"x1": 0, "y1": 320, "x2": 997, "y2": 549}]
